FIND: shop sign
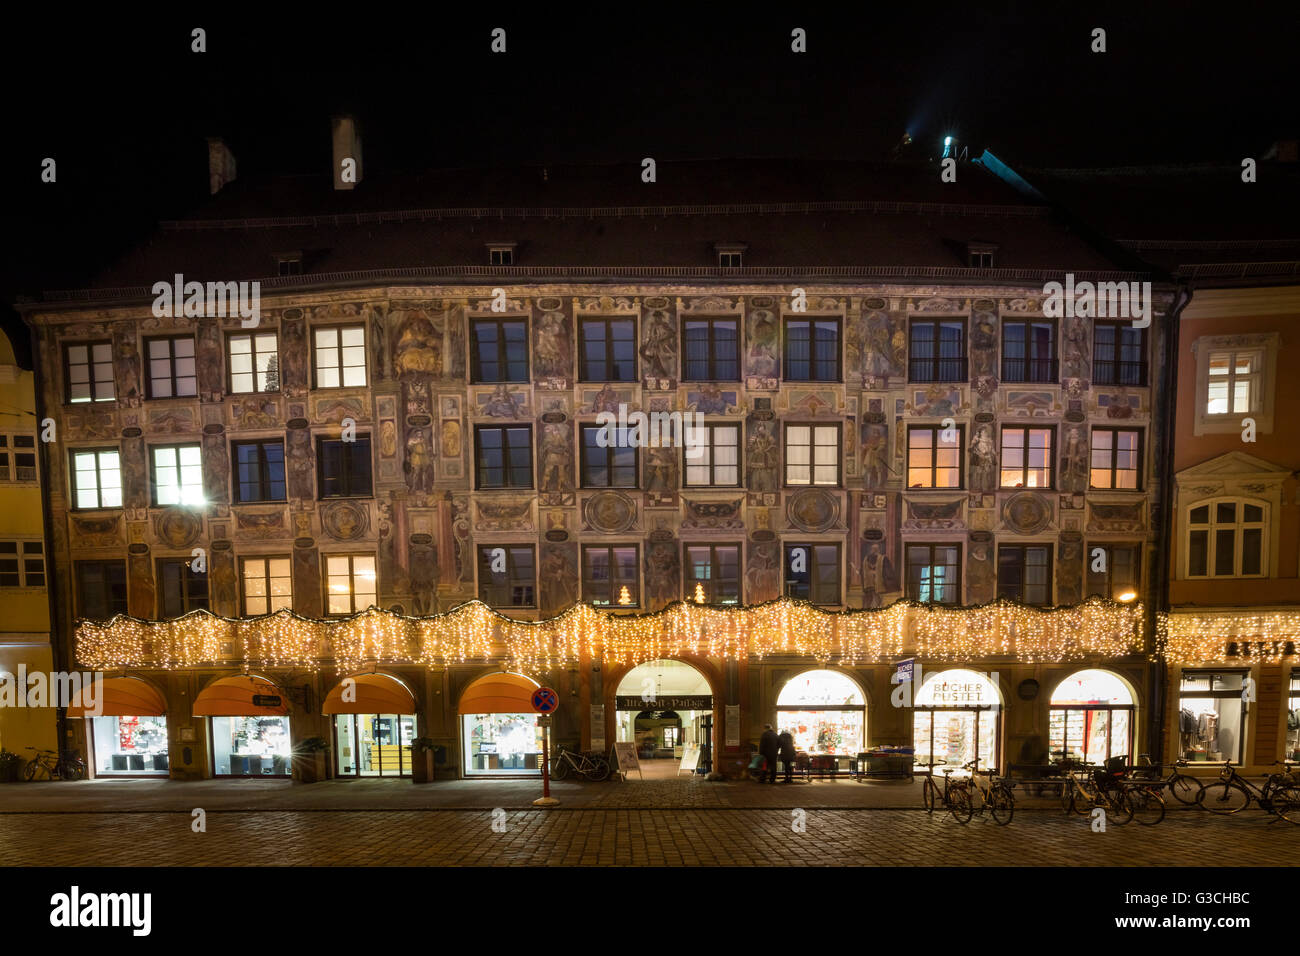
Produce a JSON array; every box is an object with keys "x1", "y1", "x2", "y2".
[
  {"x1": 725, "y1": 704, "x2": 740, "y2": 746},
  {"x1": 1225, "y1": 641, "x2": 1297, "y2": 658},
  {"x1": 590, "y1": 704, "x2": 605, "y2": 752},
  {"x1": 928, "y1": 681, "x2": 991, "y2": 705},
  {"x1": 615, "y1": 695, "x2": 713, "y2": 711},
  {"x1": 252, "y1": 694, "x2": 282, "y2": 707},
  {"x1": 895, "y1": 658, "x2": 915, "y2": 685}
]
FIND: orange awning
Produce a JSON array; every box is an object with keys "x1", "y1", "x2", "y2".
[
  {"x1": 458, "y1": 672, "x2": 540, "y2": 715},
  {"x1": 193, "y1": 675, "x2": 290, "y2": 717},
  {"x1": 322, "y1": 673, "x2": 415, "y2": 715},
  {"x1": 66, "y1": 677, "x2": 167, "y2": 718}
]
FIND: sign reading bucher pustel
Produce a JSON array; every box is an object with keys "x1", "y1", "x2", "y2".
[{"x1": 531, "y1": 687, "x2": 559, "y2": 714}]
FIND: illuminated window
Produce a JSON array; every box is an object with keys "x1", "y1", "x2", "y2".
[
  {"x1": 582, "y1": 545, "x2": 639, "y2": 607},
  {"x1": 785, "y1": 424, "x2": 840, "y2": 486},
  {"x1": 228, "y1": 333, "x2": 280, "y2": 394},
  {"x1": 905, "y1": 544, "x2": 961, "y2": 604},
  {"x1": 907, "y1": 425, "x2": 963, "y2": 488},
  {"x1": 325, "y1": 554, "x2": 377, "y2": 615},
  {"x1": 1205, "y1": 350, "x2": 1260, "y2": 416},
  {"x1": 1085, "y1": 544, "x2": 1140, "y2": 601},
  {"x1": 1089, "y1": 428, "x2": 1141, "y2": 490},
  {"x1": 71, "y1": 448, "x2": 122, "y2": 510},
  {"x1": 999, "y1": 426, "x2": 1054, "y2": 489},
  {"x1": 241, "y1": 557, "x2": 293, "y2": 616},
  {"x1": 150, "y1": 444, "x2": 205, "y2": 507},
  {"x1": 65, "y1": 341, "x2": 115, "y2": 403},
  {"x1": 684, "y1": 543, "x2": 741, "y2": 605},
  {"x1": 684, "y1": 424, "x2": 740, "y2": 487},
  {"x1": 313, "y1": 325, "x2": 367, "y2": 388},
  {"x1": 144, "y1": 336, "x2": 197, "y2": 399}
]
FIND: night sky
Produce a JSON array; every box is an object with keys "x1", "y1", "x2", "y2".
[{"x1": 2, "y1": 6, "x2": 1296, "y2": 364}]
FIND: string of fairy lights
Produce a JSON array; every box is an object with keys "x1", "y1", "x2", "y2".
[{"x1": 74, "y1": 595, "x2": 1159, "y2": 674}]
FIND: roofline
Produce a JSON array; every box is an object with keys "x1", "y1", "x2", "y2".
[
  {"x1": 157, "y1": 198, "x2": 1053, "y2": 231},
  {"x1": 21, "y1": 265, "x2": 1158, "y2": 312}
]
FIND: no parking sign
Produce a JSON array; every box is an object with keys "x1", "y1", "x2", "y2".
[{"x1": 531, "y1": 687, "x2": 559, "y2": 714}]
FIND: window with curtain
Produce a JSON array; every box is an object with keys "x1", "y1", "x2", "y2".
[
  {"x1": 783, "y1": 318, "x2": 840, "y2": 381},
  {"x1": 1001, "y1": 320, "x2": 1057, "y2": 383},
  {"x1": 908, "y1": 320, "x2": 967, "y2": 382},
  {"x1": 681, "y1": 318, "x2": 739, "y2": 381}
]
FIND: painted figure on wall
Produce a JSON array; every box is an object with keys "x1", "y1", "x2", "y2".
[
  {"x1": 540, "y1": 544, "x2": 579, "y2": 612},
  {"x1": 639, "y1": 309, "x2": 676, "y2": 382},
  {"x1": 404, "y1": 428, "x2": 436, "y2": 494},
  {"x1": 744, "y1": 540, "x2": 779, "y2": 603},
  {"x1": 534, "y1": 311, "x2": 572, "y2": 381},
  {"x1": 745, "y1": 310, "x2": 779, "y2": 379},
  {"x1": 394, "y1": 310, "x2": 443, "y2": 378},
  {"x1": 1060, "y1": 424, "x2": 1088, "y2": 493},
  {"x1": 202, "y1": 432, "x2": 231, "y2": 505},
  {"x1": 286, "y1": 427, "x2": 315, "y2": 500},
  {"x1": 746, "y1": 421, "x2": 779, "y2": 492},
  {"x1": 278, "y1": 314, "x2": 307, "y2": 395},
  {"x1": 482, "y1": 384, "x2": 521, "y2": 418},
  {"x1": 861, "y1": 424, "x2": 890, "y2": 489},
  {"x1": 644, "y1": 539, "x2": 681, "y2": 609},
  {"x1": 970, "y1": 423, "x2": 997, "y2": 492},
  {"x1": 115, "y1": 334, "x2": 142, "y2": 407},
  {"x1": 408, "y1": 538, "x2": 439, "y2": 614},
  {"x1": 860, "y1": 541, "x2": 896, "y2": 608},
  {"x1": 539, "y1": 422, "x2": 574, "y2": 493},
  {"x1": 645, "y1": 445, "x2": 678, "y2": 495}
]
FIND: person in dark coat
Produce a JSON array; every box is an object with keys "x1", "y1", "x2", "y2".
[
  {"x1": 777, "y1": 729, "x2": 797, "y2": 783},
  {"x1": 758, "y1": 724, "x2": 780, "y2": 783}
]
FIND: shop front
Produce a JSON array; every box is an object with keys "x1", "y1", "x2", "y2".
[
  {"x1": 913, "y1": 668, "x2": 1002, "y2": 772},
  {"x1": 1048, "y1": 669, "x2": 1136, "y2": 764},
  {"x1": 323, "y1": 673, "x2": 417, "y2": 777},
  {"x1": 193, "y1": 674, "x2": 293, "y2": 777},
  {"x1": 68, "y1": 677, "x2": 170, "y2": 777},
  {"x1": 1288, "y1": 670, "x2": 1299, "y2": 762},
  {"x1": 458, "y1": 672, "x2": 544, "y2": 776},
  {"x1": 775, "y1": 669, "x2": 866, "y2": 762},
  {"x1": 614, "y1": 659, "x2": 713, "y2": 773},
  {"x1": 1175, "y1": 669, "x2": 1248, "y2": 765}
]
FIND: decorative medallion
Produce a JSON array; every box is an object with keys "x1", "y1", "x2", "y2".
[
  {"x1": 209, "y1": 539, "x2": 232, "y2": 552},
  {"x1": 1002, "y1": 492, "x2": 1052, "y2": 535},
  {"x1": 126, "y1": 542, "x2": 149, "y2": 556},
  {"x1": 202, "y1": 423, "x2": 225, "y2": 435},
  {"x1": 121, "y1": 426, "x2": 143, "y2": 438},
  {"x1": 583, "y1": 491, "x2": 637, "y2": 534},
  {"x1": 156, "y1": 508, "x2": 202, "y2": 549},
  {"x1": 406, "y1": 413, "x2": 432, "y2": 428},
  {"x1": 1018, "y1": 679, "x2": 1040, "y2": 701},
  {"x1": 751, "y1": 529, "x2": 776, "y2": 542},
  {"x1": 682, "y1": 497, "x2": 745, "y2": 531},
  {"x1": 293, "y1": 536, "x2": 315, "y2": 549},
  {"x1": 787, "y1": 488, "x2": 840, "y2": 533},
  {"x1": 286, "y1": 417, "x2": 310, "y2": 430},
  {"x1": 283, "y1": 308, "x2": 303, "y2": 321},
  {"x1": 545, "y1": 529, "x2": 569, "y2": 542},
  {"x1": 322, "y1": 500, "x2": 369, "y2": 540},
  {"x1": 537, "y1": 297, "x2": 563, "y2": 312},
  {"x1": 541, "y1": 409, "x2": 568, "y2": 424}
]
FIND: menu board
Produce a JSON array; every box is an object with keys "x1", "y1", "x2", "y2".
[
  {"x1": 678, "y1": 743, "x2": 701, "y2": 775},
  {"x1": 611, "y1": 741, "x2": 643, "y2": 780}
]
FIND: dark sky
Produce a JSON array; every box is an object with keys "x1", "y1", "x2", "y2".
[{"x1": 2, "y1": 5, "x2": 1296, "y2": 365}]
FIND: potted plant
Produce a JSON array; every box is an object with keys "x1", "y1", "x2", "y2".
[
  {"x1": 410, "y1": 737, "x2": 437, "y2": 783},
  {"x1": 292, "y1": 736, "x2": 330, "y2": 783},
  {"x1": 0, "y1": 749, "x2": 23, "y2": 783}
]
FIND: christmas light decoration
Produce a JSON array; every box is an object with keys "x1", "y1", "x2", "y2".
[
  {"x1": 1161, "y1": 611, "x2": 1300, "y2": 664},
  {"x1": 74, "y1": 596, "x2": 1149, "y2": 674}
]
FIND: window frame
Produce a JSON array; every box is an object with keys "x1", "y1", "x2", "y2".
[
  {"x1": 682, "y1": 422, "x2": 742, "y2": 488},
  {"x1": 232, "y1": 439, "x2": 287, "y2": 503},
  {"x1": 904, "y1": 542, "x2": 963, "y2": 605},
  {"x1": 577, "y1": 316, "x2": 638, "y2": 382},
  {"x1": 680, "y1": 316, "x2": 741, "y2": 382},
  {"x1": 1191, "y1": 333, "x2": 1279, "y2": 436},
  {"x1": 63, "y1": 340, "x2": 116, "y2": 404},
  {"x1": 316, "y1": 434, "x2": 374, "y2": 499},
  {"x1": 143, "y1": 334, "x2": 198, "y2": 400},
  {"x1": 240, "y1": 555, "x2": 294, "y2": 617},
  {"x1": 783, "y1": 421, "x2": 842, "y2": 487},
  {"x1": 996, "y1": 544, "x2": 1054, "y2": 606},
  {"x1": 682, "y1": 542, "x2": 743, "y2": 605},
  {"x1": 782, "y1": 316, "x2": 842, "y2": 382},
  {"x1": 1000, "y1": 318, "x2": 1058, "y2": 384},
  {"x1": 473, "y1": 424, "x2": 534, "y2": 490},
  {"x1": 581, "y1": 543, "x2": 641, "y2": 608},
  {"x1": 69, "y1": 447, "x2": 123, "y2": 511},
  {"x1": 907, "y1": 319, "x2": 968, "y2": 383},
  {"x1": 1185, "y1": 498, "x2": 1268, "y2": 579},
  {"x1": 322, "y1": 553, "x2": 378, "y2": 617},
  {"x1": 148, "y1": 442, "x2": 206, "y2": 508},
  {"x1": 1089, "y1": 427, "x2": 1143, "y2": 491},
  {"x1": 0, "y1": 433, "x2": 38, "y2": 483},
  {"x1": 999, "y1": 425, "x2": 1056, "y2": 490},
  {"x1": 906, "y1": 424, "x2": 965, "y2": 489},
  {"x1": 476, "y1": 544, "x2": 538, "y2": 609},
  {"x1": 782, "y1": 541, "x2": 842, "y2": 606},
  {"x1": 312, "y1": 324, "x2": 368, "y2": 390},
  {"x1": 74, "y1": 560, "x2": 129, "y2": 620},
  {"x1": 226, "y1": 331, "x2": 281, "y2": 395},
  {"x1": 0, "y1": 540, "x2": 46, "y2": 589},
  {"x1": 470, "y1": 317, "x2": 530, "y2": 384},
  {"x1": 1091, "y1": 321, "x2": 1148, "y2": 387},
  {"x1": 156, "y1": 556, "x2": 210, "y2": 618},
  {"x1": 579, "y1": 424, "x2": 639, "y2": 489},
  {"x1": 1085, "y1": 542, "x2": 1141, "y2": 601}
]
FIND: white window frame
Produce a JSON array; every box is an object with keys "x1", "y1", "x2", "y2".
[
  {"x1": 313, "y1": 325, "x2": 368, "y2": 389},
  {"x1": 784, "y1": 423, "x2": 840, "y2": 486},
  {"x1": 0, "y1": 539, "x2": 46, "y2": 589},
  {"x1": 324, "y1": 553, "x2": 377, "y2": 615},
  {"x1": 0, "y1": 432, "x2": 38, "y2": 482},
  {"x1": 1184, "y1": 497, "x2": 1268, "y2": 579},
  {"x1": 1192, "y1": 333, "x2": 1278, "y2": 435},
  {"x1": 683, "y1": 422, "x2": 741, "y2": 487},
  {"x1": 241, "y1": 555, "x2": 293, "y2": 617},
  {"x1": 71, "y1": 448, "x2": 123, "y2": 510},
  {"x1": 228, "y1": 332, "x2": 281, "y2": 394}
]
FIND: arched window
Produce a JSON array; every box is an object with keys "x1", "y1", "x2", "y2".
[
  {"x1": 1049, "y1": 669, "x2": 1135, "y2": 765},
  {"x1": 913, "y1": 668, "x2": 1002, "y2": 773},
  {"x1": 1186, "y1": 498, "x2": 1266, "y2": 578},
  {"x1": 776, "y1": 669, "x2": 866, "y2": 757}
]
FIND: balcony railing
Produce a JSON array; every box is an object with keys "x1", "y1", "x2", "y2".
[
  {"x1": 1000, "y1": 357, "x2": 1059, "y2": 383},
  {"x1": 908, "y1": 356, "x2": 969, "y2": 383},
  {"x1": 1092, "y1": 359, "x2": 1148, "y2": 387}
]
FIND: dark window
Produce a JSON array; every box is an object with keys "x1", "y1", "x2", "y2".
[
  {"x1": 157, "y1": 557, "x2": 209, "y2": 617},
  {"x1": 70, "y1": 448, "x2": 123, "y2": 510},
  {"x1": 228, "y1": 333, "x2": 280, "y2": 394},
  {"x1": 278, "y1": 257, "x2": 302, "y2": 276},
  {"x1": 233, "y1": 440, "x2": 286, "y2": 502},
  {"x1": 582, "y1": 545, "x2": 639, "y2": 607},
  {"x1": 905, "y1": 544, "x2": 962, "y2": 604},
  {"x1": 65, "y1": 341, "x2": 115, "y2": 403},
  {"x1": 580, "y1": 425, "x2": 637, "y2": 488},
  {"x1": 1187, "y1": 500, "x2": 1265, "y2": 578},
  {"x1": 684, "y1": 544, "x2": 741, "y2": 605},
  {"x1": 477, "y1": 545, "x2": 536, "y2": 608},
  {"x1": 0, "y1": 434, "x2": 38, "y2": 482},
  {"x1": 997, "y1": 545, "x2": 1052, "y2": 605},
  {"x1": 578, "y1": 318, "x2": 637, "y2": 381},
  {"x1": 784, "y1": 318, "x2": 841, "y2": 381},
  {"x1": 1085, "y1": 544, "x2": 1140, "y2": 601},
  {"x1": 75, "y1": 561, "x2": 128, "y2": 619},
  {"x1": 471, "y1": 319, "x2": 529, "y2": 383},
  {"x1": 999, "y1": 426, "x2": 1055, "y2": 489},
  {"x1": 1089, "y1": 428, "x2": 1142, "y2": 490},
  {"x1": 784, "y1": 543, "x2": 841, "y2": 605},
  {"x1": 313, "y1": 325, "x2": 367, "y2": 388},
  {"x1": 1001, "y1": 320, "x2": 1058, "y2": 383},
  {"x1": 969, "y1": 251, "x2": 994, "y2": 268},
  {"x1": 489, "y1": 248, "x2": 514, "y2": 266},
  {"x1": 682, "y1": 318, "x2": 739, "y2": 381},
  {"x1": 1092, "y1": 323, "x2": 1147, "y2": 387},
  {"x1": 318, "y1": 436, "x2": 373, "y2": 497},
  {"x1": 683, "y1": 423, "x2": 741, "y2": 487},
  {"x1": 718, "y1": 251, "x2": 743, "y2": 268},
  {"x1": 144, "y1": 336, "x2": 198, "y2": 399},
  {"x1": 909, "y1": 320, "x2": 967, "y2": 382},
  {"x1": 475, "y1": 425, "x2": 533, "y2": 489},
  {"x1": 0, "y1": 541, "x2": 44, "y2": 588},
  {"x1": 906, "y1": 425, "x2": 964, "y2": 489}
]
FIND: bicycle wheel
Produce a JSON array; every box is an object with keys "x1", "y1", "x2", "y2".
[
  {"x1": 1270, "y1": 791, "x2": 1300, "y2": 825},
  {"x1": 990, "y1": 785, "x2": 1015, "y2": 826},
  {"x1": 1197, "y1": 783, "x2": 1250, "y2": 815},
  {"x1": 1071, "y1": 779, "x2": 1098, "y2": 816},
  {"x1": 1098, "y1": 787, "x2": 1133, "y2": 826},
  {"x1": 584, "y1": 758, "x2": 611, "y2": 782},
  {"x1": 1125, "y1": 788, "x2": 1166, "y2": 826},
  {"x1": 946, "y1": 785, "x2": 974, "y2": 824},
  {"x1": 1060, "y1": 780, "x2": 1078, "y2": 815},
  {"x1": 23, "y1": 759, "x2": 41, "y2": 781},
  {"x1": 58, "y1": 759, "x2": 86, "y2": 782},
  {"x1": 922, "y1": 778, "x2": 938, "y2": 813},
  {"x1": 550, "y1": 755, "x2": 570, "y2": 780},
  {"x1": 1167, "y1": 773, "x2": 1203, "y2": 806}
]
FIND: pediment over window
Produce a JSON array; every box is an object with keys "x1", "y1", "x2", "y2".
[{"x1": 1175, "y1": 451, "x2": 1289, "y2": 483}]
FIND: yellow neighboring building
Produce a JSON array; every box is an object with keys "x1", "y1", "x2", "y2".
[{"x1": 0, "y1": 326, "x2": 56, "y2": 757}]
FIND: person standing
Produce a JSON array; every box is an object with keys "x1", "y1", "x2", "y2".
[
  {"x1": 778, "y1": 728, "x2": 797, "y2": 783},
  {"x1": 759, "y1": 724, "x2": 780, "y2": 784}
]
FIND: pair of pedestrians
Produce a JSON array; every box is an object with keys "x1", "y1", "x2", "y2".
[{"x1": 758, "y1": 724, "x2": 796, "y2": 783}]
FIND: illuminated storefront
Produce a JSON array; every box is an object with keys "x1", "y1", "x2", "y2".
[
  {"x1": 614, "y1": 659, "x2": 712, "y2": 767},
  {"x1": 1048, "y1": 669, "x2": 1135, "y2": 764},
  {"x1": 775, "y1": 669, "x2": 866, "y2": 756},
  {"x1": 459, "y1": 672, "x2": 544, "y2": 776},
  {"x1": 913, "y1": 668, "x2": 1002, "y2": 772},
  {"x1": 323, "y1": 673, "x2": 417, "y2": 777},
  {"x1": 1176, "y1": 670, "x2": 1247, "y2": 764},
  {"x1": 68, "y1": 677, "x2": 170, "y2": 777},
  {"x1": 194, "y1": 675, "x2": 293, "y2": 777}
]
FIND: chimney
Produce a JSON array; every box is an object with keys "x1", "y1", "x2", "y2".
[
  {"x1": 207, "y1": 137, "x2": 237, "y2": 195},
  {"x1": 332, "y1": 115, "x2": 363, "y2": 190}
]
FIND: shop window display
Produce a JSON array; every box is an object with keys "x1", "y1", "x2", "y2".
[
  {"x1": 776, "y1": 669, "x2": 866, "y2": 756},
  {"x1": 90, "y1": 715, "x2": 169, "y2": 774},
  {"x1": 913, "y1": 668, "x2": 1001, "y2": 772},
  {"x1": 1177, "y1": 671, "x2": 1246, "y2": 764},
  {"x1": 334, "y1": 713, "x2": 414, "y2": 776},
  {"x1": 462, "y1": 713, "x2": 543, "y2": 775},
  {"x1": 1286, "y1": 672, "x2": 1299, "y2": 762},
  {"x1": 1048, "y1": 669, "x2": 1134, "y2": 765},
  {"x1": 211, "y1": 715, "x2": 292, "y2": 775}
]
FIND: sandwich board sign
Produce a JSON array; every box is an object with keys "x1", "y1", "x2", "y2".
[
  {"x1": 678, "y1": 742, "x2": 701, "y2": 775},
  {"x1": 610, "y1": 741, "x2": 643, "y2": 781}
]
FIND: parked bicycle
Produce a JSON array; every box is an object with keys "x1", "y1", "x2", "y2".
[
  {"x1": 1196, "y1": 761, "x2": 1299, "y2": 824},
  {"x1": 920, "y1": 762, "x2": 964, "y2": 815},
  {"x1": 946, "y1": 760, "x2": 1015, "y2": 826},
  {"x1": 550, "y1": 746, "x2": 610, "y2": 782},
  {"x1": 1060, "y1": 762, "x2": 1134, "y2": 825},
  {"x1": 1130, "y1": 753, "x2": 1203, "y2": 805},
  {"x1": 23, "y1": 747, "x2": 86, "y2": 781}
]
